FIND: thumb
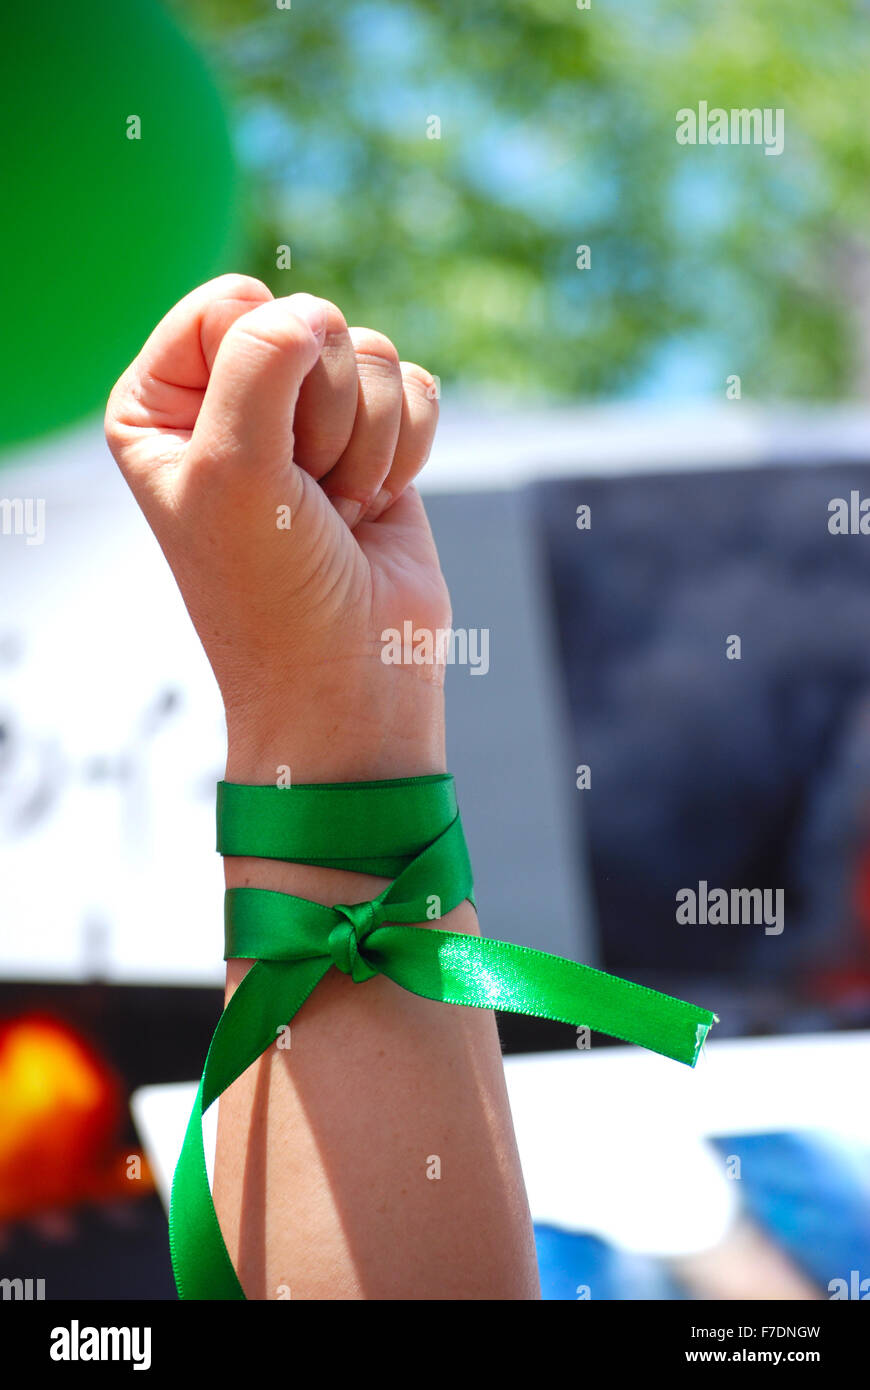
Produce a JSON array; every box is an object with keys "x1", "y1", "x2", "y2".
[{"x1": 185, "y1": 293, "x2": 328, "y2": 486}]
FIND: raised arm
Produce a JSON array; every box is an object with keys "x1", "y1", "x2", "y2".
[{"x1": 105, "y1": 275, "x2": 540, "y2": 1300}]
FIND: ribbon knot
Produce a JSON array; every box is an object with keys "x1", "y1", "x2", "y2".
[{"x1": 327, "y1": 899, "x2": 381, "y2": 982}]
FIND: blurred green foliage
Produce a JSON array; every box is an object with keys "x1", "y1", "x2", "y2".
[{"x1": 176, "y1": 0, "x2": 870, "y2": 402}]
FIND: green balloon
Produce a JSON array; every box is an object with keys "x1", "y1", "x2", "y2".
[{"x1": 0, "y1": 0, "x2": 239, "y2": 454}]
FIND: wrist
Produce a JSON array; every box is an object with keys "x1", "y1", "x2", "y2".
[
  {"x1": 223, "y1": 682, "x2": 446, "y2": 786},
  {"x1": 221, "y1": 699, "x2": 461, "y2": 964}
]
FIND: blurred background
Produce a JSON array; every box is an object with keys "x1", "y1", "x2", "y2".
[{"x1": 2, "y1": 0, "x2": 870, "y2": 1301}]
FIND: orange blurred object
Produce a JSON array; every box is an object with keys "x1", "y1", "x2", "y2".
[{"x1": 0, "y1": 1013, "x2": 152, "y2": 1220}]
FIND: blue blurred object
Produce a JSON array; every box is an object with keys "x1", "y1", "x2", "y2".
[
  {"x1": 711, "y1": 1131, "x2": 870, "y2": 1295},
  {"x1": 534, "y1": 1225, "x2": 685, "y2": 1301},
  {"x1": 536, "y1": 1130, "x2": 870, "y2": 1299}
]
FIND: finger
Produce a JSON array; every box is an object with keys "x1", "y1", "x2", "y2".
[
  {"x1": 292, "y1": 301, "x2": 359, "y2": 479},
  {"x1": 361, "y1": 363, "x2": 439, "y2": 522},
  {"x1": 185, "y1": 293, "x2": 328, "y2": 485},
  {"x1": 106, "y1": 274, "x2": 273, "y2": 438},
  {"x1": 320, "y1": 328, "x2": 404, "y2": 528}
]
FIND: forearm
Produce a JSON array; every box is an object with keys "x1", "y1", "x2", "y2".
[{"x1": 213, "y1": 717, "x2": 541, "y2": 1300}]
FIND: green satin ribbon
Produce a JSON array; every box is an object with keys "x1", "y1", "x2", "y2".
[{"x1": 169, "y1": 774, "x2": 715, "y2": 1300}]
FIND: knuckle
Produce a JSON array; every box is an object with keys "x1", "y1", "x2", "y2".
[
  {"x1": 207, "y1": 272, "x2": 272, "y2": 303},
  {"x1": 349, "y1": 327, "x2": 401, "y2": 369},
  {"x1": 319, "y1": 299, "x2": 348, "y2": 337},
  {"x1": 230, "y1": 304, "x2": 312, "y2": 359},
  {"x1": 400, "y1": 361, "x2": 439, "y2": 404}
]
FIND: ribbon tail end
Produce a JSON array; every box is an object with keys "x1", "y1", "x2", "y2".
[{"x1": 687, "y1": 1012, "x2": 718, "y2": 1068}]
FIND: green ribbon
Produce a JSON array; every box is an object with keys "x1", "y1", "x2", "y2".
[{"x1": 169, "y1": 774, "x2": 716, "y2": 1300}]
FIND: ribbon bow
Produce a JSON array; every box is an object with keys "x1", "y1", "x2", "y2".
[
  {"x1": 328, "y1": 900, "x2": 381, "y2": 981},
  {"x1": 169, "y1": 775, "x2": 716, "y2": 1300}
]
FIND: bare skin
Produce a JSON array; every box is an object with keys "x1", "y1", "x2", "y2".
[{"x1": 105, "y1": 275, "x2": 540, "y2": 1299}]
